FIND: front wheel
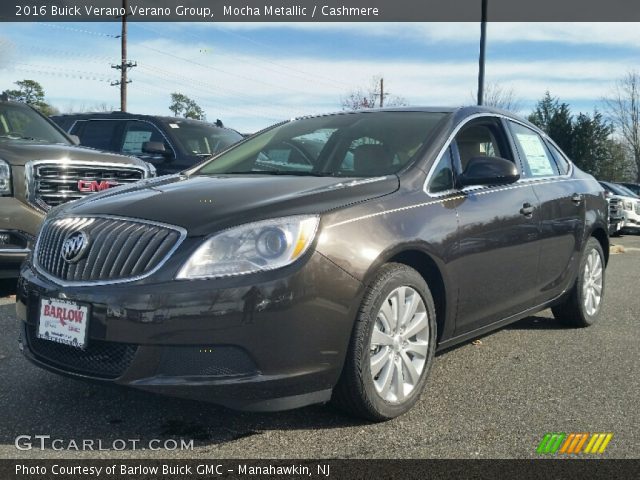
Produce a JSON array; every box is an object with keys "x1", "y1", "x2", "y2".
[
  {"x1": 552, "y1": 237, "x2": 606, "y2": 328},
  {"x1": 331, "y1": 263, "x2": 437, "y2": 421}
]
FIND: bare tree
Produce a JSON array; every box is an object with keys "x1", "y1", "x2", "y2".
[
  {"x1": 340, "y1": 76, "x2": 408, "y2": 111},
  {"x1": 470, "y1": 82, "x2": 523, "y2": 113},
  {"x1": 604, "y1": 71, "x2": 640, "y2": 182}
]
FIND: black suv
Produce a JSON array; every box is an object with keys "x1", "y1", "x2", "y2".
[
  {"x1": 52, "y1": 113, "x2": 244, "y2": 175},
  {"x1": 18, "y1": 107, "x2": 608, "y2": 420}
]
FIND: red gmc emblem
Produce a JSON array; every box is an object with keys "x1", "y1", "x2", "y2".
[{"x1": 77, "y1": 180, "x2": 119, "y2": 192}]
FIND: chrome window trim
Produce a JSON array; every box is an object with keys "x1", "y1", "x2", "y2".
[
  {"x1": 423, "y1": 112, "x2": 574, "y2": 198},
  {"x1": 69, "y1": 118, "x2": 178, "y2": 160},
  {"x1": 32, "y1": 214, "x2": 187, "y2": 287},
  {"x1": 25, "y1": 159, "x2": 150, "y2": 212}
]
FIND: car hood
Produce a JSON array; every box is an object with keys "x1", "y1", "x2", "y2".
[
  {"x1": 57, "y1": 174, "x2": 400, "y2": 236},
  {"x1": 0, "y1": 142, "x2": 146, "y2": 167}
]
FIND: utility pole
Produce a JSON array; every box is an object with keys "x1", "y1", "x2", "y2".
[
  {"x1": 379, "y1": 77, "x2": 384, "y2": 107},
  {"x1": 111, "y1": 0, "x2": 136, "y2": 112},
  {"x1": 477, "y1": 0, "x2": 488, "y2": 106}
]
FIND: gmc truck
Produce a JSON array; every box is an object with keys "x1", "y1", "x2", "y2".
[{"x1": 0, "y1": 98, "x2": 154, "y2": 278}]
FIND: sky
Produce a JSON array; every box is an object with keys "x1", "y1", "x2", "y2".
[{"x1": 1, "y1": 22, "x2": 639, "y2": 132}]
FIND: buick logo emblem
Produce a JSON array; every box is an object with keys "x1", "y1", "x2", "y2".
[{"x1": 61, "y1": 231, "x2": 89, "y2": 263}]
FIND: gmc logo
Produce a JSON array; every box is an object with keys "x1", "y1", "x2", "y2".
[{"x1": 77, "y1": 180, "x2": 118, "y2": 193}]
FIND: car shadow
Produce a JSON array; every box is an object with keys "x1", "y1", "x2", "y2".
[
  {"x1": 0, "y1": 278, "x2": 17, "y2": 297},
  {"x1": 0, "y1": 303, "x2": 573, "y2": 453},
  {"x1": 0, "y1": 300, "x2": 369, "y2": 454},
  {"x1": 505, "y1": 314, "x2": 571, "y2": 330}
]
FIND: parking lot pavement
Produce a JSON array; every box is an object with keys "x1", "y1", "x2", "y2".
[{"x1": 0, "y1": 234, "x2": 638, "y2": 460}]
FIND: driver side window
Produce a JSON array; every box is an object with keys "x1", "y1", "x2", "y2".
[{"x1": 454, "y1": 121, "x2": 509, "y2": 172}]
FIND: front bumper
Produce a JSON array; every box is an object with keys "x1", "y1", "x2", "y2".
[
  {"x1": 16, "y1": 252, "x2": 363, "y2": 411},
  {"x1": 0, "y1": 197, "x2": 42, "y2": 278}
]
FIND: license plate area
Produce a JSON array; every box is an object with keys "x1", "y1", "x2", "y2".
[{"x1": 37, "y1": 297, "x2": 90, "y2": 350}]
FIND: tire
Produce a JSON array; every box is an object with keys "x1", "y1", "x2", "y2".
[
  {"x1": 331, "y1": 263, "x2": 437, "y2": 421},
  {"x1": 552, "y1": 237, "x2": 606, "y2": 328}
]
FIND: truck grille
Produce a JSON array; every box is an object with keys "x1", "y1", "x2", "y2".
[
  {"x1": 608, "y1": 198, "x2": 622, "y2": 218},
  {"x1": 27, "y1": 161, "x2": 146, "y2": 210},
  {"x1": 34, "y1": 216, "x2": 185, "y2": 284}
]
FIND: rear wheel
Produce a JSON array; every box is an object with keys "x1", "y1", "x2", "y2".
[
  {"x1": 552, "y1": 237, "x2": 605, "y2": 327},
  {"x1": 331, "y1": 263, "x2": 437, "y2": 421}
]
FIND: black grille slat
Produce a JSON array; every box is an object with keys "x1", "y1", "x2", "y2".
[
  {"x1": 25, "y1": 325, "x2": 136, "y2": 379},
  {"x1": 35, "y1": 217, "x2": 182, "y2": 283},
  {"x1": 130, "y1": 230, "x2": 170, "y2": 276},
  {"x1": 31, "y1": 163, "x2": 145, "y2": 210},
  {"x1": 108, "y1": 225, "x2": 148, "y2": 278},
  {"x1": 142, "y1": 233, "x2": 180, "y2": 272}
]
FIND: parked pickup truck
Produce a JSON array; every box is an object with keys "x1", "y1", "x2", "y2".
[
  {"x1": 0, "y1": 99, "x2": 154, "y2": 278},
  {"x1": 599, "y1": 181, "x2": 640, "y2": 234}
]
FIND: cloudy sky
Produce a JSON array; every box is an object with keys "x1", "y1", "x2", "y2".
[{"x1": 1, "y1": 22, "x2": 639, "y2": 132}]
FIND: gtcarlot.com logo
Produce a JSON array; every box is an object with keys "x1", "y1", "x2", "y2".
[
  {"x1": 537, "y1": 433, "x2": 613, "y2": 455},
  {"x1": 15, "y1": 435, "x2": 194, "y2": 451}
]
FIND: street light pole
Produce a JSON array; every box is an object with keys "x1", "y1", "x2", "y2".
[{"x1": 477, "y1": 0, "x2": 488, "y2": 106}]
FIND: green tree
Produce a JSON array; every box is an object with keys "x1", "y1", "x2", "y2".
[
  {"x1": 604, "y1": 71, "x2": 640, "y2": 182},
  {"x1": 2, "y1": 79, "x2": 58, "y2": 115},
  {"x1": 528, "y1": 92, "x2": 632, "y2": 180},
  {"x1": 169, "y1": 93, "x2": 205, "y2": 120},
  {"x1": 528, "y1": 91, "x2": 573, "y2": 156},
  {"x1": 571, "y1": 111, "x2": 612, "y2": 176}
]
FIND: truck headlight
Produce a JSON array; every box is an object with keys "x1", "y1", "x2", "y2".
[
  {"x1": 177, "y1": 215, "x2": 319, "y2": 279},
  {"x1": 0, "y1": 159, "x2": 11, "y2": 195}
]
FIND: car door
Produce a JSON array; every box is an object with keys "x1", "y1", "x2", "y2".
[
  {"x1": 507, "y1": 121, "x2": 584, "y2": 304},
  {"x1": 446, "y1": 117, "x2": 541, "y2": 335}
]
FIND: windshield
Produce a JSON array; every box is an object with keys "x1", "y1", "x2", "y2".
[
  {"x1": 165, "y1": 120, "x2": 243, "y2": 157},
  {"x1": 194, "y1": 111, "x2": 447, "y2": 177},
  {"x1": 603, "y1": 182, "x2": 639, "y2": 198},
  {"x1": 614, "y1": 184, "x2": 640, "y2": 198},
  {"x1": 0, "y1": 103, "x2": 69, "y2": 144}
]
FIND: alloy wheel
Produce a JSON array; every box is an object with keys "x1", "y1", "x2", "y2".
[{"x1": 369, "y1": 286, "x2": 430, "y2": 404}]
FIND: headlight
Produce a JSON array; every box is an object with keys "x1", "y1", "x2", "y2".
[
  {"x1": 177, "y1": 215, "x2": 319, "y2": 279},
  {"x1": 0, "y1": 159, "x2": 11, "y2": 195}
]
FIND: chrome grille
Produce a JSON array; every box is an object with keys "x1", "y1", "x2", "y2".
[
  {"x1": 608, "y1": 198, "x2": 622, "y2": 218},
  {"x1": 35, "y1": 216, "x2": 184, "y2": 284},
  {"x1": 28, "y1": 161, "x2": 146, "y2": 210}
]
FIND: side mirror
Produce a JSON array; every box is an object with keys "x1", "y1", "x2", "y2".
[
  {"x1": 142, "y1": 141, "x2": 168, "y2": 155},
  {"x1": 458, "y1": 156, "x2": 520, "y2": 187},
  {"x1": 68, "y1": 134, "x2": 81, "y2": 145}
]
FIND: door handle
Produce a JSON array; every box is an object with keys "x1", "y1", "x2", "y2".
[
  {"x1": 571, "y1": 193, "x2": 582, "y2": 205},
  {"x1": 520, "y1": 202, "x2": 534, "y2": 217}
]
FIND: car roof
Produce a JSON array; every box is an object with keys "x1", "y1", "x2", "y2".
[{"x1": 51, "y1": 111, "x2": 231, "y2": 129}]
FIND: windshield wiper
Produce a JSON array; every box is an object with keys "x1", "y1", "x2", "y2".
[{"x1": 0, "y1": 134, "x2": 48, "y2": 142}]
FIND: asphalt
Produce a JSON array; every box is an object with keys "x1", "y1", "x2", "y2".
[{"x1": 0, "y1": 235, "x2": 638, "y2": 460}]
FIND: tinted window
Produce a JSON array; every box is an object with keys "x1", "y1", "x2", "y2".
[
  {"x1": 509, "y1": 122, "x2": 559, "y2": 177},
  {"x1": 546, "y1": 141, "x2": 571, "y2": 175},
  {"x1": 429, "y1": 147, "x2": 455, "y2": 193},
  {"x1": 196, "y1": 112, "x2": 447, "y2": 177},
  {"x1": 165, "y1": 120, "x2": 243, "y2": 156},
  {"x1": 76, "y1": 120, "x2": 120, "y2": 151},
  {"x1": 454, "y1": 121, "x2": 509, "y2": 171},
  {"x1": 121, "y1": 121, "x2": 168, "y2": 155},
  {"x1": 0, "y1": 103, "x2": 69, "y2": 144}
]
